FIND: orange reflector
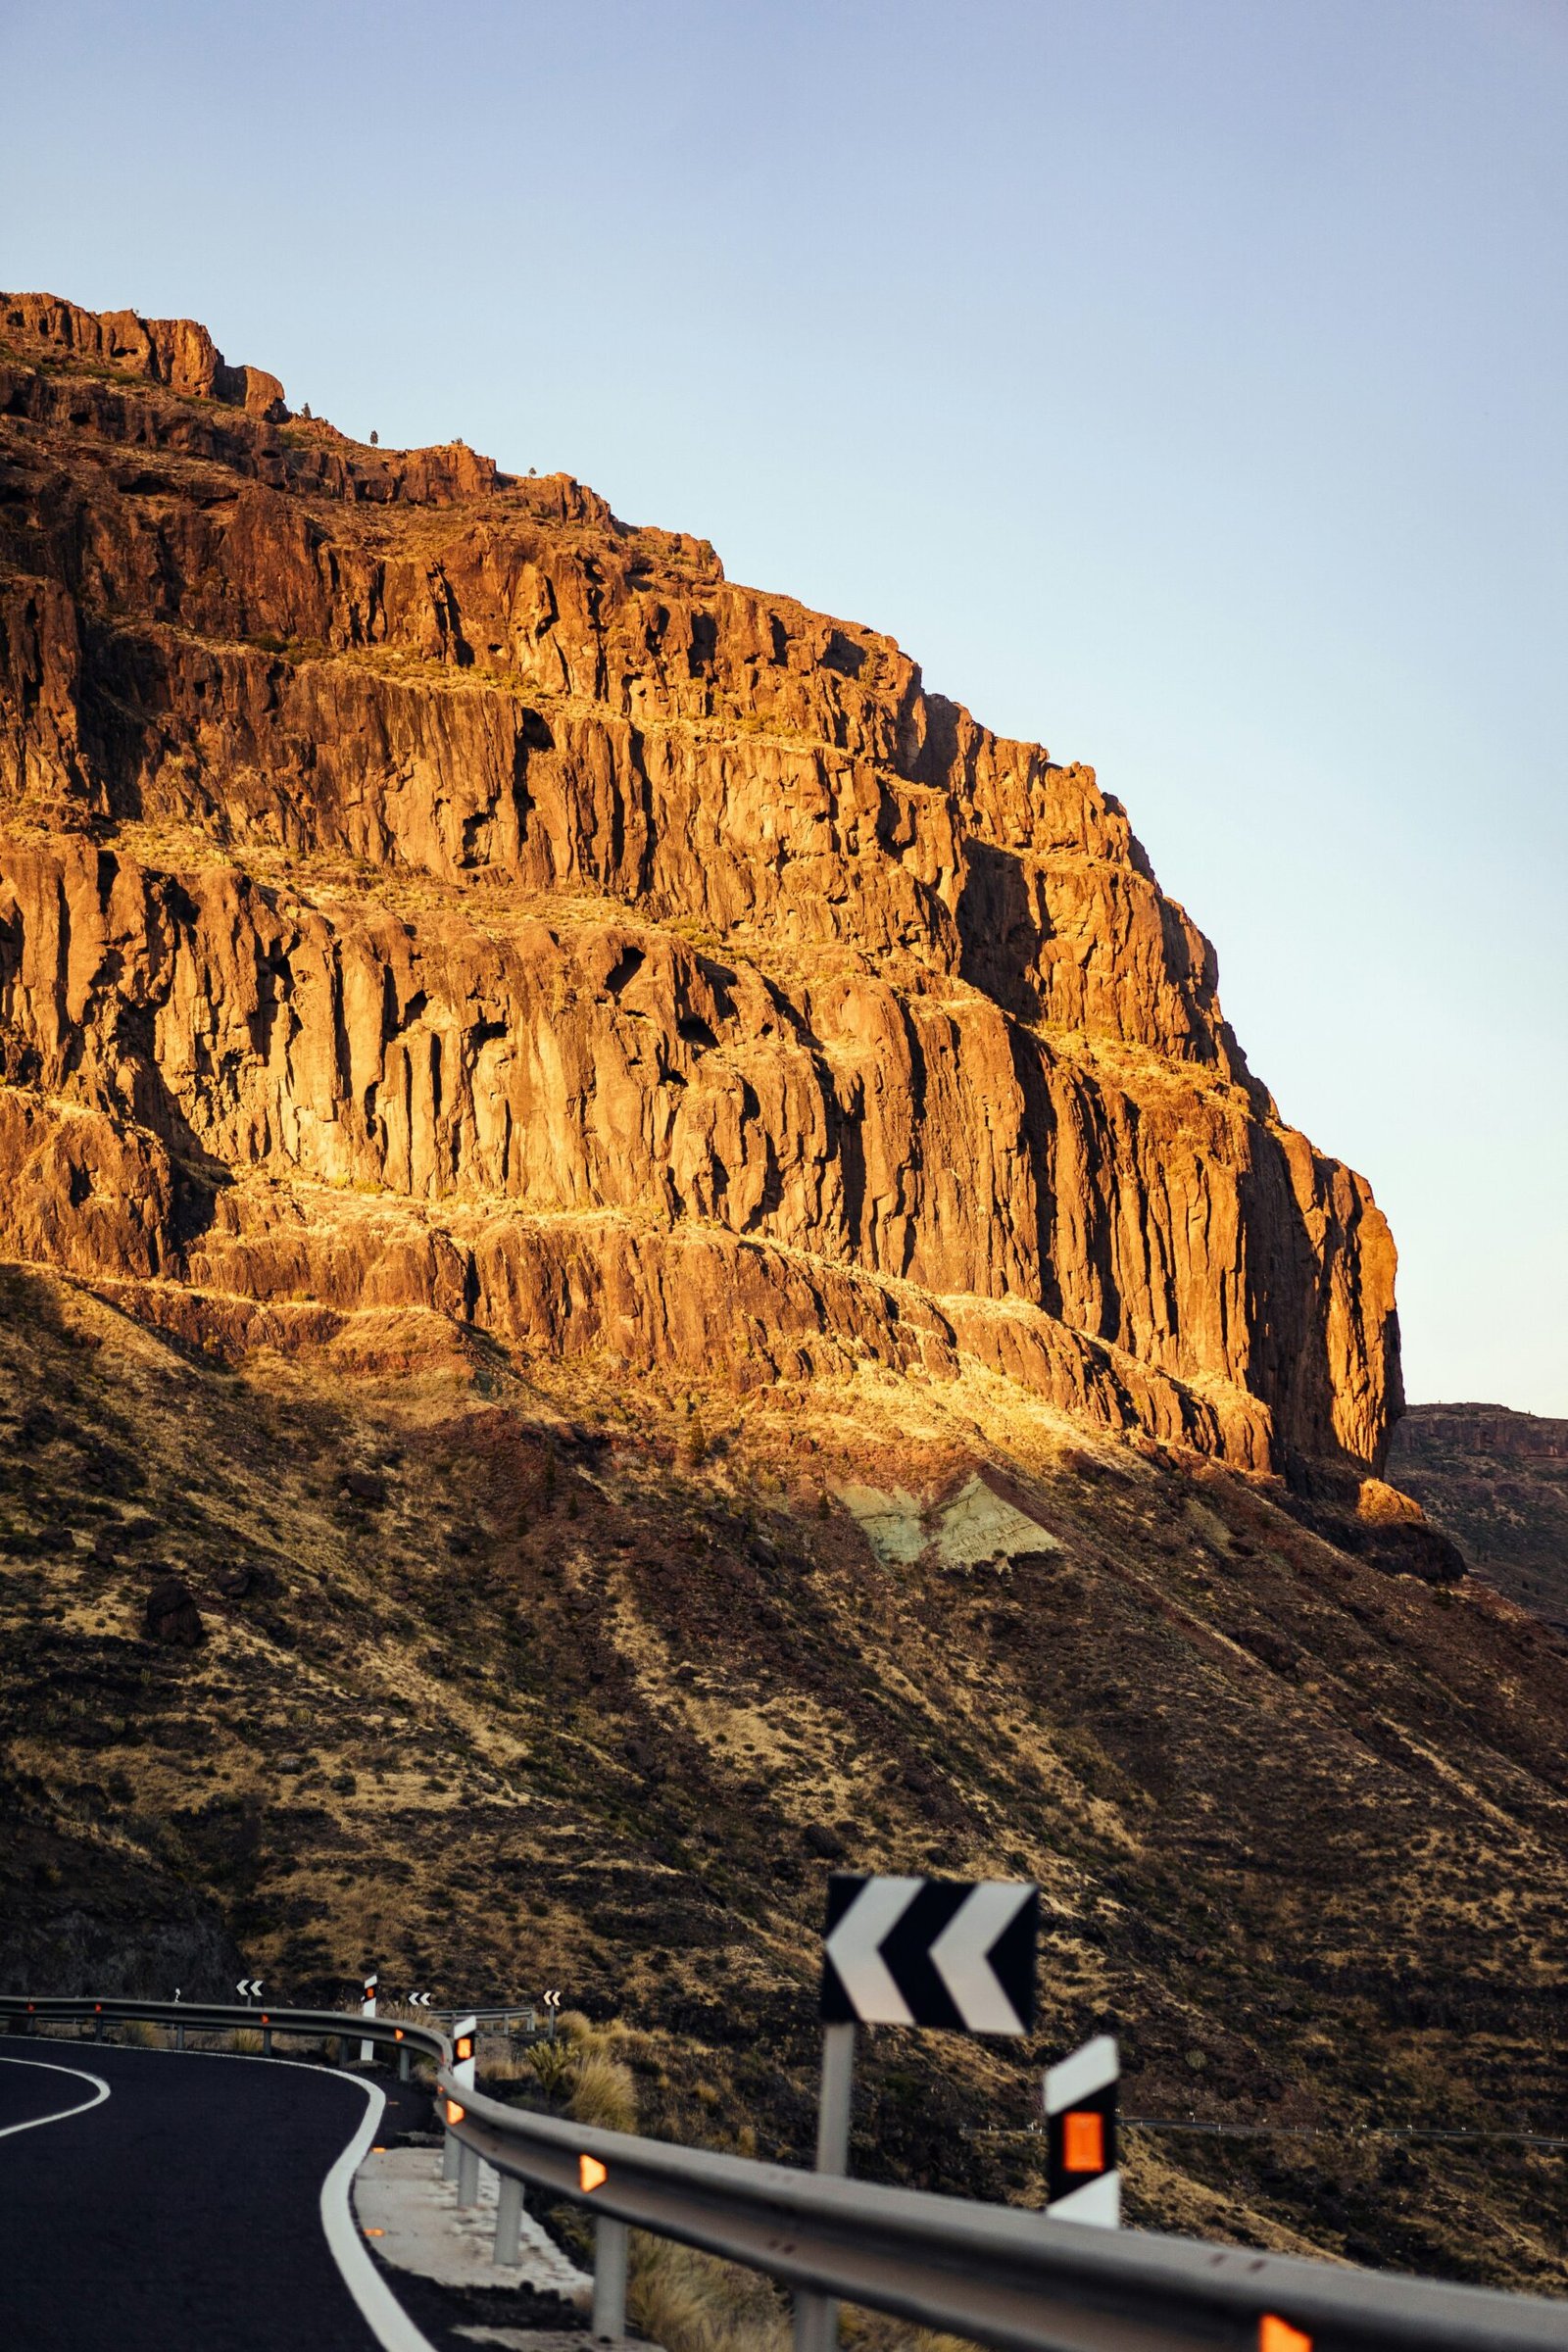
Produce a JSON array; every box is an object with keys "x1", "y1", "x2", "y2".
[
  {"x1": 364, "y1": 2227, "x2": 385, "y2": 2237},
  {"x1": 260, "y1": 2015, "x2": 270, "y2": 2026},
  {"x1": 395, "y1": 2028, "x2": 404, "y2": 2041},
  {"x1": 1062, "y1": 2110, "x2": 1105, "y2": 2174},
  {"x1": 446, "y1": 2099, "x2": 466, "y2": 2126},
  {"x1": 94, "y1": 2004, "x2": 102, "y2": 2014},
  {"x1": 580, "y1": 2154, "x2": 608, "y2": 2193},
  {"x1": 1260, "y1": 2320, "x2": 1311, "y2": 2352}
]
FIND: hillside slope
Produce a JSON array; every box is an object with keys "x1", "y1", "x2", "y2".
[
  {"x1": 2, "y1": 298, "x2": 1563, "y2": 2295},
  {"x1": 3, "y1": 1265, "x2": 1567, "y2": 2288}
]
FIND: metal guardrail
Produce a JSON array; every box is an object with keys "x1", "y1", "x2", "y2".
[{"x1": 3, "y1": 1995, "x2": 1565, "y2": 2352}]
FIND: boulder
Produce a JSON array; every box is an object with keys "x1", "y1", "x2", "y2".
[{"x1": 144, "y1": 1577, "x2": 205, "y2": 1647}]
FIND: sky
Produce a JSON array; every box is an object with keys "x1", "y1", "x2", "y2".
[{"x1": 3, "y1": 0, "x2": 1564, "y2": 1415}]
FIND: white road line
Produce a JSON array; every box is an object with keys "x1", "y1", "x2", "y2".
[
  {"x1": 318, "y1": 2073, "x2": 439, "y2": 2352},
  {"x1": 0, "y1": 2039, "x2": 436, "y2": 2352},
  {"x1": 0, "y1": 2055, "x2": 112, "y2": 2138}
]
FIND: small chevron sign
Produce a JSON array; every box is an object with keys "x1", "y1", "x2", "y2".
[
  {"x1": 820, "y1": 1874, "x2": 1038, "y2": 2034},
  {"x1": 408, "y1": 1991, "x2": 432, "y2": 2008},
  {"x1": 235, "y1": 1977, "x2": 263, "y2": 2000}
]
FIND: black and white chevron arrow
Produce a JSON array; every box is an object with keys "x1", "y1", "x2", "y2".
[
  {"x1": 820, "y1": 1874, "x2": 1038, "y2": 2034},
  {"x1": 542, "y1": 1988, "x2": 563, "y2": 2010},
  {"x1": 408, "y1": 1990, "x2": 432, "y2": 2008},
  {"x1": 235, "y1": 1978, "x2": 263, "y2": 2000},
  {"x1": 1045, "y1": 2034, "x2": 1120, "y2": 2226}
]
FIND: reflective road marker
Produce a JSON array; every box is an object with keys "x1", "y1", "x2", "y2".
[{"x1": 1045, "y1": 2034, "x2": 1120, "y2": 2227}]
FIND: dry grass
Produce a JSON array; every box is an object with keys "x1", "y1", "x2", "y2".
[
  {"x1": 841, "y1": 2315, "x2": 973, "y2": 2352},
  {"x1": 4, "y1": 1262, "x2": 1568, "y2": 2294},
  {"x1": 630, "y1": 2231, "x2": 791, "y2": 2352},
  {"x1": 567, "y1": 2049, "x2": 638, "y2": 2134},
  {"x1": 553, "y1": 2040, "x2": 795, "y2": 2352}
]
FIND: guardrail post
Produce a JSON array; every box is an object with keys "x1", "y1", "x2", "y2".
[
  {"x1": 591, "y1": 2215, "x2": 628, "y2": 2346},
  {"x1": 442, "y1": 2128, "x2": 460, "y2": 2182},
  {"x1": 94, "y1": 2010, "x2": 104, "y2": 2042},
  {"x1": 398, "y1": 2043, "x2": 411, "y2": 2082},
  {"x1": 493, "y1": 2172, "x2": 523, "y2": 2266},
  {"x1": 263, "y1": 2027, "x2": 273, "y2": 2057},
  {"x1": 175, "y1": 2020, "x2": 185, "y2": 2051},
  {"x1": 457, "y1": 2137, "x2": 480, "y2": 2208}
]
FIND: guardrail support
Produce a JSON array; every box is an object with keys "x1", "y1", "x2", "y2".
[
  {"x1": 592, "y1": 2215, "x2": 628, "y2": 2346},
  {"x1": 399, "y1": 2044, "x2": 411, "y2": 2082},
  {"x1": 494, "y1": 2171, "x2": 523, "y2": 2265},
  {"x1": 458, "y1": 2138, "x2": 480, "y2": 2208},
  {"x1": 796, "y1": 2021, "x2": 855, "y2": 2352},
  {"x1": 175, "y1": 2021, "x2": 185, "y2": 2051},
  {"x1": 442, "y1": 2128, "x2": 460, "y2": 2182}
]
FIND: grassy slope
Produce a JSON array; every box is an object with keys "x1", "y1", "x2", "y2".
[{"x1": 1, "y1": 1262, "x2": 1565, "y2": 2292}]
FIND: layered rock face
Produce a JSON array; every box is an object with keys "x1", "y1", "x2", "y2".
[{"x1": 0, "y1": 293, "x2": 1400, "y2": 1474}]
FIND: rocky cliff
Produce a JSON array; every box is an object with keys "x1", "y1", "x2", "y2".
[
  {"x1": 0, "y1": 292, "x2": 1399, "y2": 1477},
  {"x1": 1390, "y1": 1404, "x2": 1568, "y2": 1627}
]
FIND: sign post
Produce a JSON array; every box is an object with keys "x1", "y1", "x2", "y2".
[
  {"x1": 1045, "y1": 2034, "x2": 1120, "y2": 2226},
  {"x1": 447, "y1": 2013, "x2": 479, "y2": 2201},
  {"x1": 359, "y1": 1972, "x2": 378, "y2": 2065},
  {"x1": 797, "y1": 1872, "x2": 1039, "y2": 2352},
  {"x1": 454, "y1": 2016, "x2": 481, "y2": 2207}
]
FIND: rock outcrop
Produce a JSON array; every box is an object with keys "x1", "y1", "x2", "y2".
[
  {"x1": 1390, "y1": 1404, "x2": 1568, "y2": 1624},
  {"x1": 0, "y1": 294, "x2": 1401, "y2": 1475}
]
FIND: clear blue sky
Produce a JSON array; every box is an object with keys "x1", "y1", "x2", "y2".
[{"x1": 5, "y1": 0, "x2": 1564, "y2": 1414}]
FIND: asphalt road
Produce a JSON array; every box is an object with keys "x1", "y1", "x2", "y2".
[{"x1": 0, "y1": 2033, "x2": 425, "y2": 2351}]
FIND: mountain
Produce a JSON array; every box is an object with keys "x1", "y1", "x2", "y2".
[
  {"x1": 0, "y1": 288, "x2": 1400, "y2": 1484},
  {"x1": 1390, "y1": 1405, "x2": 1568, "y2": 1630},
  {"x1": 2, "y1": 294, "x2": 1565, "y2": 2298}
]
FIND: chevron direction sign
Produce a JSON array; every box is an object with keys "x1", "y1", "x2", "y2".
[{"x1": 821, "y1": 1874, "x2": 1038, "y2": 2034}]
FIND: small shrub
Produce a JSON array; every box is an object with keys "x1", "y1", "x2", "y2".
[
  {"x1": 568, "y1": 2051, "x2": 637, "y2": 2134},
  {"x1": 528, "y1": 2039, "x2": 574, "y2": 2097}
]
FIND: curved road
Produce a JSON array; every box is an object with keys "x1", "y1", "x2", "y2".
[{"x1": 0, "y1": 2033, "x2": 430, "y2": 2351}]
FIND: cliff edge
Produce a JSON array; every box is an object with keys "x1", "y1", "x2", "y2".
[{"x1": 0, "y1": 293, "x2": 1399, "y2": 1477}]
